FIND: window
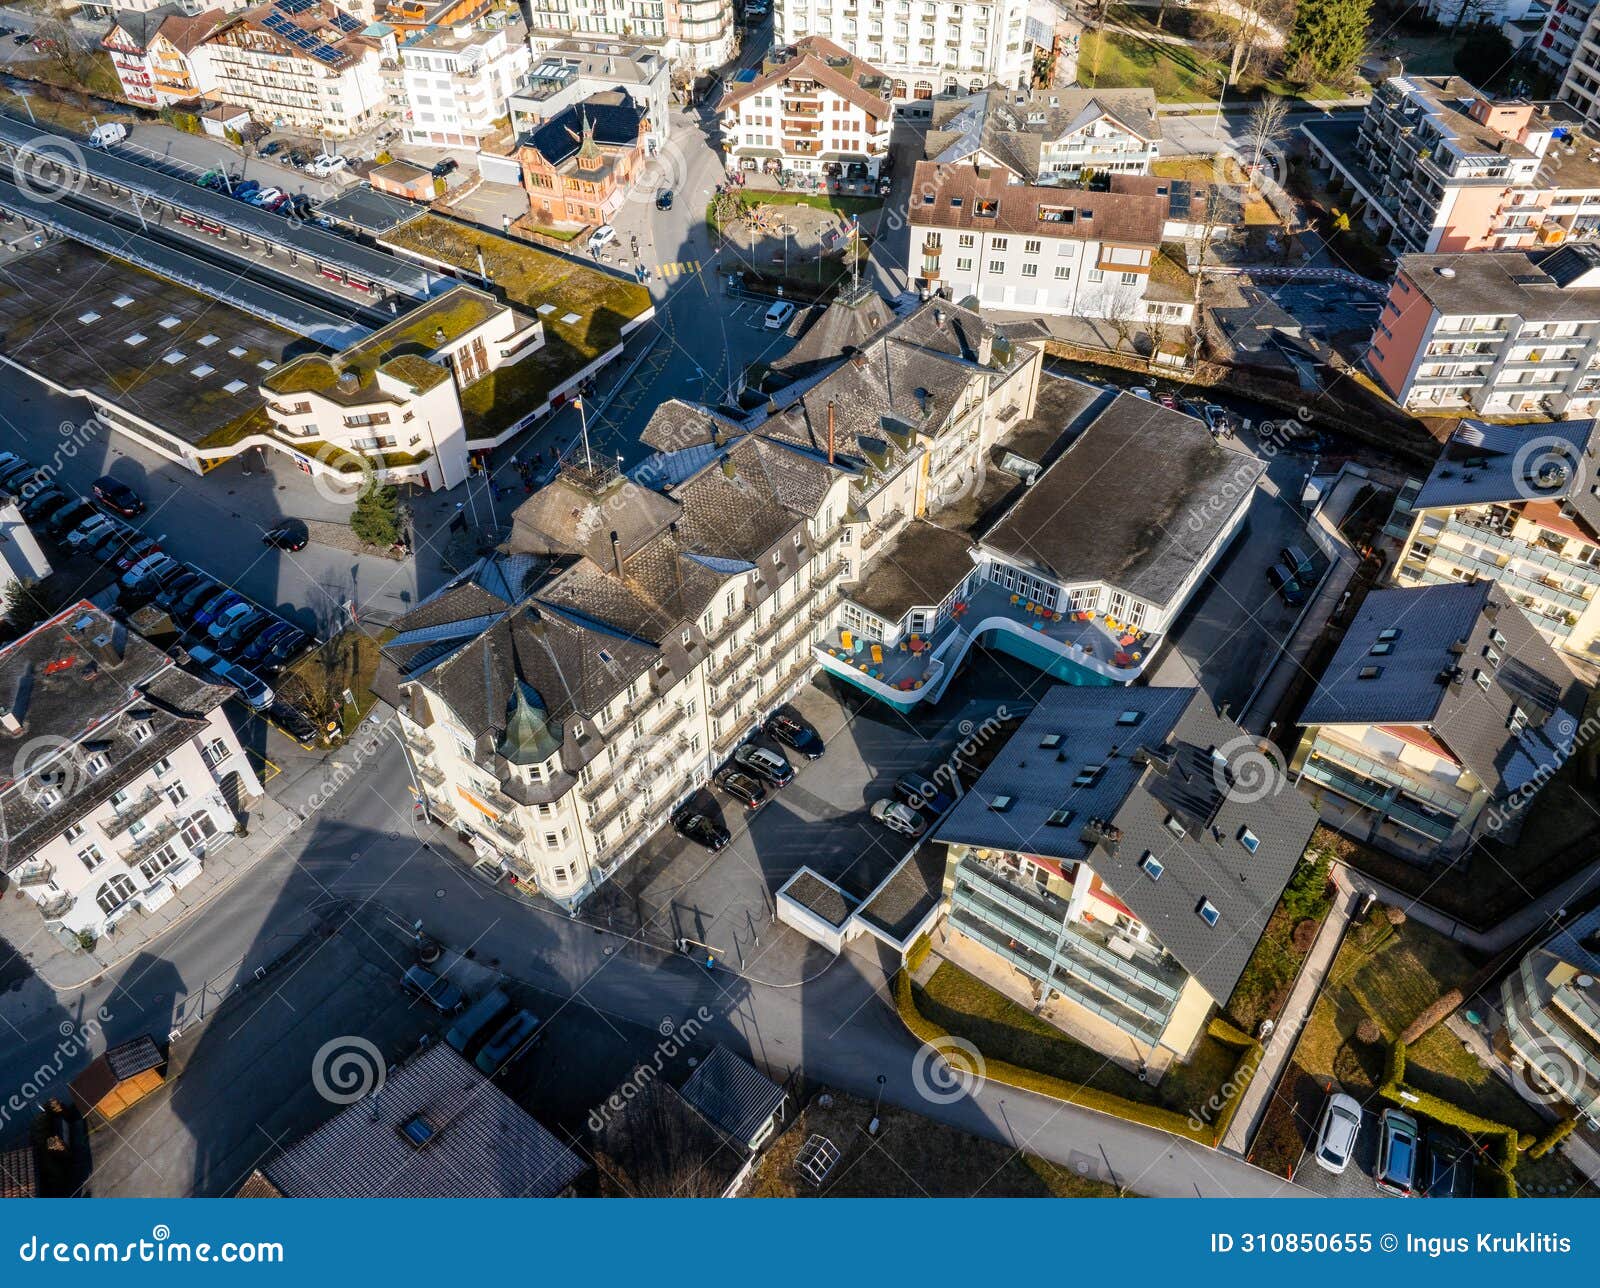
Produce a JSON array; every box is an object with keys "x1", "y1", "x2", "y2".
[
  {"x1": 1483, "y1": 644, "x2": 1500, "y2": 666},
  {"x1": 988, "y1": 260, "x2": 1006, "y2": 275},
  {"x1": 154, "y1": 756, "x2": 174, "y2": 778},
  {"x1": 1474, "y1": 669, "x2": 1491, "y2": 692},
  {"x1": 987, "y1": 794, "x2": 1014, "y2": 812},
  {"x1": 96, "y1": 874, "x2": 137, "y2": 916},
  {"x1": 1021, "y1": 263, "x2": 1037, "y2": 278},
  {"x1": 85, "y1": 753, "x2": 108, "y2": 777},
  {"x1": 681, "y1": 628, "x2": 693, "y2": 646},
  {"x1": 1370, "y1": 642, "x2": 1393, "y2": 656},
  {"x1": 77, "y1": 844, "x2": 104, "y2": 872},
  {"x1": 138, "y1": 844, "x2": 181, "y2": 884},
  {"x1": 1358, "y1": 665, "x2": 1383, "y2": 679},
  {"x1": 1038, "y1": 733, "x2": 1062, "y2": 749},
  {"x1": 1164, "y1": 813, "x2": 1186, "y2": 838},
  {"x1": 958, "y1": 233, "x2": 974, "y2": 248},
  {"x1": 63, "y1": 823, "x2": 84, "y2": 843},
  {"x1": 1054, "y1": 266, "x2": 1071, "y2": 280},
  {"x1": 991, "y1": 236, "x2": 1008, "y2": 251},
  {"x1": 1120, "y1": 272, "x2": 1138, "y2": 285},
  {"x1": 543, "y1": 832, "x2": 559, "y2": 849},
  {"x1": 1139, "y1": 852, "x2": 1163, "y2": 880},
  {"x1": 956, "y1": 257, "x2": 973, "y2": 271},
  {"x1": 1087, "y1": 269, "x2": 1104, "y2": 283},
  {"x1": 1024, "y1": 239, "x2": 1040, "y2": 254},
  {"x1": 1197, "y1": 898, "x2": 1220, "y2": 927},
  {"x1": 1071, "y1": 764, "x2": 1104, "y2": 787},
  {"x1": 1115, "y1": 710, "x2": 1144, "y2": 727},
  {"x1": 180, "y1": 812, "x2": 217, "y2": 850},
  {"x1": 1045, "y1": 806, "x2": 1075, "y2": 827},
  {"x1": 1237, "y1": 826, "x2": 1260, "y2": 854},
  {"x1": 163, "y1": 783, "x2": 188, "y2": 808},
  {"x1": 1509, "y1": 706, "x2": 1528, "y2": 733},
  {"x1": 1377, "y1": 628, "x2": 1401, "y2": 642},
  {"x1": 35, "y1": 787, "x2": 61, "y2": 809},
  {"x1": 537, "y1": 803, "x2": 553, "y2": 818}
]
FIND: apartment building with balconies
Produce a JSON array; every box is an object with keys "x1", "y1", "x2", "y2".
[
  {"x1": 1302, "y1": 74, "x2": 1600, "y2": 255},
  {"x1": 926, "y1": 83, "x2": 1159, "y2": 183},
  {"x1": 0, "y1": 603, "x2": 261, "y2": 940},
  {"x1": 395, "y1": 16, "x2": 530, "y2": 147},
  {"x1": 506, "y1": 40, "x2": 672, "y2": 150},
  {"x1": 774, "y1": 0, "x2": 1029, "y2": 115},
  {"x1": 1383, "y1": 417, "x2": 1600, "y2": 662},
  {"x1": 1368, "y1": 248, "x2": 1600, "y2": 416},
  {"x1": 1293, "y1": 580, "x2": 1585, "y2": 865},
  {"x1": 523, "y1": 0, "x2": 732, "y2": 73},
  {"x1": 1499, "y1": 903, "x2": 1600, "y2": 1125},
  {"x1": 908, "y1": 161, "x2": 1194, "y2": 326},
  {"x1": 103, "y1": 6, "x2": 228, "y2": 109},
  {"x1": 201, "y1": 0, "x2": 387, "y2": 138},
  {"x1": 719, "y1": 36, "x2": 892, "y2": 179},
  {"x1": 258, "y1": 284, "x2": 544, "y2": 491},
  {"x1": 933, "y1": 685, "x2": 1318, "y2": 1066}
]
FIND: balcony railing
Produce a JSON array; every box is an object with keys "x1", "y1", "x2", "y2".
[
  {"x1": 13, "y1": 861, "x2": 54, "y2": 887},
  {"x1": 121, "y1": 818, "x2": 182, "y2": 867},
  {"x1": 1300, "y1": 758, "x2": 1456, "y2": 843},
  {"x1": 103, "y1": 788, "x2": 163, "y2": 838},
  {"x1": 416, "y1": 763, "x2": 446, "y2": 787}
]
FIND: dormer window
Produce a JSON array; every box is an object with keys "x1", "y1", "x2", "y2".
[
  {"x1": 1473, "y1": 669, "x2": 1491, "y2": 692},
  {"x1": 1164, "y1": 814, "x2": 1186, "y2": 838}
]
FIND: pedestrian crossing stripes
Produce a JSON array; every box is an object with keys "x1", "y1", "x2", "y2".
[{"x1": 657, "y1": 260, "x2": 702, "y2": 278}]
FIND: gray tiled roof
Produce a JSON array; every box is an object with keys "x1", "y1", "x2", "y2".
[
  {"x1": 264, "y1": 1044, "x2": 585, "y2": 1198},
  {"x1": 677, "y1": 1045, "x2": 786, "y2": 1147},
  {"x1": 926, "y1": 84, "x2": 1159, "y2": 183},
  {"x1": 1297, "y1": 581, "x2": 1585, "y2": 799},
  {"x1": 935, "y1": 686, "x2": 1317, "y2": 1002},
  {"x1": 981, "y1": 393, "x2": 1262, "y2": 606},
  {"x1": 1411, "y1": 418, "x2": 1600, "y2": 530}
]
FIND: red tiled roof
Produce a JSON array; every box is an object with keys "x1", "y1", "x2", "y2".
[
  {"x1": 909, "y1": 160, "x2": 1166, "y2": 247},
  {"x1": 721, "y1": 35, "x2": 891, "y2": 121}
]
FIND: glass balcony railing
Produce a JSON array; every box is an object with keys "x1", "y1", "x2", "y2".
[{"x1": 1300, "y1": 759, "x2": 1456, "y2": 842}]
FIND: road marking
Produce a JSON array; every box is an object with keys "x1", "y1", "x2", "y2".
[{"x1": 657, "y1": 259, "x2": 702, "y2": 278}]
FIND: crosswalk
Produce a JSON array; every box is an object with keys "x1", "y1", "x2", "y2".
[{"x1": 656, "y1": 259, "x2": 702, "y2": 278}]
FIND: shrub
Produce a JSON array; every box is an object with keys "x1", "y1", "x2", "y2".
[
  {"x1": 1355, "y1": 1018, "x2": 1381, "y2": 1044},
  {"x1": 1384, "y1": 905, "x2": 1407, "y2": 926},
  {"x1": 1398, "y1": 988, "x2": 1464, "y2": 1045},
  {"x1": 1528, "y1": 1116, "x2": 1578, "y2": 1159},
  {"x1": 351, "y1": 484, "x2": 403, "y2": 548},
  {"x1": 1291, "y1": 919, "x2": 1319, "y2": 953},
  {"x1": 906, "y1": 933, "x2": 932, "y2": 974},
  {"x1": 1204, "y1": 1017, "x2": 1265, "y2": 1148}
]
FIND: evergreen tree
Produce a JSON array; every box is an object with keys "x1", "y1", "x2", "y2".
[
  {"x1": 1283, "y1": 0, "x2": 1372, "y2": 88},
  {"x1": 350, "y1": 484, "x2": 403, "y2": 549}
]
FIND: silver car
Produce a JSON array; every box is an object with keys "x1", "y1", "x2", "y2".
[
  {"x1": 1314, "y1": 1092, "x2": 1362, "y2": 1174},
  {"x1": 870, "y1": 798, "x2": 925, "y2": 837}
]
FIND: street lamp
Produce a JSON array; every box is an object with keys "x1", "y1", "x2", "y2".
[{"x1": 870, "y1": 1073, "x2": 886, "y2": 1136}]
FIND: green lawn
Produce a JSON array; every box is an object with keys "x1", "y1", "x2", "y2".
[
  {"x1": 708, "y1": 190, "x2": 883, "y2": 237},
  {"x1": 1079, "y1": 19, "x2": 1356, "y2": 104},
  {"x1": 916, "y1": 961, "x2": 1236, "y2": 1118},
  {"x1": 1225, "y1": 846, "x2": 1336, "y2": 1035}
]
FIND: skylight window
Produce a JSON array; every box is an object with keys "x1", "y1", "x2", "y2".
[
  {"x1": 1072, "y1": 764, "x2": 1105, "y2": 787},
  {"x1": 159, "y1": 315, "x2": 181, "y2": 330},
  {"x1": 198, "y1": 334, "x2": 219, "y2": 347},
  {"x1": 1140, "y1": 852, "x2": 1163, "y2": 880},
  {"x1": 162, "y1": 351, "x2": 186, "y2": 365},
  {"x1": 125, "y1": 333, "x2": 147, "y2": 346},
  {"x1": 228, "y1": 346, "x2": 248, "y2": 358},
  {"x1": 1483, "y1": 644, "x2": 1500, "y2": 666},
  {"x1": 399, "y1": 1114, "x2": 436, "y2": 1148},
  {"x1": 1038, "y1": 733, "x2": 1062, "y2": 749},
  {"x1": 1358, "y1": 665, "x2": 1383, "y2": 679},
  {"x1": 1197, "y1": 898, "x2": 1220, "y2": 927},
  {"x1": 1165, "y1": 814, "x2": 1186, "y2": 838},
  {"x1": 1489, "y1": 628, "x2": 1506, "y2": 649},
  {"x1": 1509, "y1": 706, "x2": 1528, "y2": 733},
  {"x1": 223, "y1": 380, "x2": 248, "y2": 394},
  {"x1": 1377, "y1": 628, "x2": 1401, "y2": 642},
  {"x1": 112, "y1": 295, "x2": 133, "y2": 309},
  {"x1": 1237, "y1": 826, "x2": 1260, "y2": 854},
  {"x1": 1115, "y1": 709, "x2": 1144, "y2": 727},
  {"x1": 1369, "y1": 642, "x2": 1393, "y2": 656},
  {"x1": 77, "y1": 311, "x2": 100, "y2": 324},
  {"x1": 1045, "y1": 806, "x2": 1075, "y2": 827},
  {"x1": 1474, "y1": 669, "x2": 1491, "y2": 692},
  {"x1": 190, "y1": 364, "x2": 215, "y2": 379},
  {"x1": 988, "y1": 794, "x2": 1014, "y2": 813},
  {"x1": 258, "y1": 360, "x2": 276, "y2": 371}
]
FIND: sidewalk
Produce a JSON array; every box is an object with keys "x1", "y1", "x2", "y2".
[
  {"x1": 1221, "y1": 880, "x2": 1360, "y2": 1154},
  {"x1": 0, "y1": 711, "x2": 399, "y2": 992}
]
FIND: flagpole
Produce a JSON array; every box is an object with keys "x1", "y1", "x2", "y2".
[{"x1": 577, "y1": 395, "x2": 594, "y2": 473}]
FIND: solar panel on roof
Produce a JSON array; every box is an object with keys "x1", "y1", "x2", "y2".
[
  {"x1": 1169, "y1": 179, "x2": 1192, "y2": 219},
  {"x1": 333, "y1": 12, "x2": 361, "y2": 30},
  {"x1": 276, "y1": 0, "x2": 316, "y2": 13}
]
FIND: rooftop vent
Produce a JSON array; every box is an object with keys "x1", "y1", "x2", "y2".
[{"x1": 1435, "y1": 266, "x2": 1457, "y2": 278}]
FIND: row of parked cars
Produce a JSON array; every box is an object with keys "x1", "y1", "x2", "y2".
[
  {"x1": 869, "y1": 771, "x2": 957, "y2": 839},
  {"x1": 197, "y1": 170, "x2": 315, "y2": 221},
  {"x1": 400, "y1": 967, "x2": 542, "y2": 1078},
  {"x1": 671, "y1": 710, "x2": 826, "y2": 852},
  {"x1": 1314, "y1": 1093, "x2": 1474, "y2": 1197}
]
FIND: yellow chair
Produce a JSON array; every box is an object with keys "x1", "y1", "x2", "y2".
[
  {"x1": 871, "y1": 644, "x2": 883, "y2": 664},
  {"x1": 841, "y1": 630, "x2": 854, "y2": 650}
]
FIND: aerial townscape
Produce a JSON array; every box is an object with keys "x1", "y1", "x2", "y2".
[{"x1": 1, "y1": 0, "x2": 1600, "y2": 1215}]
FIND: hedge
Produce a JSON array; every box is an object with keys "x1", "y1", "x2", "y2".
[
  {"x1": 906, "y1": 933, "x2": 932, "y2": 974},
  {"x1": 1398, "y1": 988, "x2": 1464, "y2": 1045},
  {"x1": 1528, "y1": 1115, "x2": 1579, "y2": 1160},
  {"x1": 1204, "y1": 1016, "x2": 1266, "y2": 1149},
  {"x1": 1379, "y1": 1040, "x2": 1521, "y2": 1197},
  {"x1": 891, "y1": 971, "x2": 1214, "y2": 1145}
]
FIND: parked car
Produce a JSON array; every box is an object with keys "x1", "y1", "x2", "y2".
[
  {"x1": 1424, "y1": 1130, "x2": 1475, "y2": 1198},
  {"x1": 1156, "y1": 391, "x2": 1178, "y2": 410},
  {"x1": 119, "y1": 553, "x2": 175, "y2": 590},
  {"x1": 19, "y1": 485, "x2": 67, "y2": 521},
  {"x1": 155, "y1": 570, "x2": 203, "y2": 608},
  {"x1": 262, "y1": 524, "x2": 308, "y2": 551},
  {"x1": 893, "y1": 771, "x2": 954, "y2": 815},
  {"x1": 764, "y1": 300, "x2": 797, "y2": 330},
  {"x1": 92, "y1": 474, "x2": 144, "y2": 517},
  {"x1": 241, "y1": 620, "x2": 298, "y2": 663},
  {"x1": 587, "y1": 223, "x2": 616, "y2": 251},
  {"x1": 714, "y1": 767, "x2": 766, "y2": 809},
  {"x1": 870, "y1": 798, "x2": 925, "y2": 837},
  {"x1": 1201, "y1": 404, "x2": 1234, "y2": 436},
  {"x1": 172, "y1": 577, "x2": 224, "y2": 620},
  {"x1": 1279, "y1": 544, "x2": 1314, "y2": 581},
  {"x1": 40, "y1": 498, "x2": 93, "y2": 535},
  {"x1": 733, "y1": 743, "x2": 794, "y2": 786},
  {"x1": 655, "y1": 188, "x2": 673, "y2": 210},
  {"x1": 672, "y1": 809, "x2": 730, "y2": 852},
  {"x1": 764, "y1": 711, "x2": 823, "y2": 759},
  {"x1": 444, "y1": 988, "x2": 513, "y2": 1056},
  {"x1": 187, "y1": 643, "x2": 273, "y2": 709},
  {"x1": 207, "y1": 600, "x2": 260, "y2": 642},
  {"x1": 255, "y1": 626, "x2": 307, "y2": 671},
  {"x1": 269, "y1": 701, "x2": 319, "y2": 749},
  {"x1": 65, "y1": 513, "x2": 116, "y2": 550},
  {"x1": 475, "y1": 1009, "x2": 541, "y2": 1075},
  {"x1": 1313, "y1": 1092, "x2": 1362, "y2": 1175},
  {"x1": 1266, "y1": 563, "x2": 1306, "y2": 607},
  {"x1": 401, "y1": 964, "x2": 465, "y2": 1014},
  {"x1": 260, "y1": 140, "x2": 282, "y2": 157},
  {"x1": 1129, "y1": 387, "x2": 1153, "y2": 400},
  {"x1": 110, "y1": 536, "x2": 162, "y2": 572},
  {"x1": 431, "y1": 158, "x2": 457, "y2": 179},
  {"x1": 1375, "y1": 1107, "x2": 1420, "y2": 1197},
  {"x1": 0, "y1": 460, "x2": 41, "y2": 492},
  {"x1": 233, "y1": 179, "x2": 260, "y2": 200},
  {"x1": 250, "y1": 186, "x2": 283, "y2": 206},
  {"x1": 192, "y1": 588, "x2": 245, "y2": 629},
  {"x1": 218, "y1": 611, "x2": 276, "y2": 655}
]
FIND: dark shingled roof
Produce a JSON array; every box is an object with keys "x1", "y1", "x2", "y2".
[
  {"x1": 1410, "y1": 418, "x2": 1600, "y2": 534},
  {"x1": 1297, "y1": 581, "x2": 1586, "y2": 799},
  {"x1": 677, "y1": 1045, "x2": 787, "y2": 1147},
  {"x1": 936, "y1": 686, "x2": 1318, "y2": 1002},
  {"x1": 981, "y1": 393, "x2": 1263, "y2": 606},
  {"x1": 525, "y1": 95, "x2": 644, "y2": 166},
  {"x1": 263, "y1": 1044, "x2": 585, "y2": 1198}
]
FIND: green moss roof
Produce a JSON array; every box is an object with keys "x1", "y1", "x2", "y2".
[{"x1": 381, "y1": 353, "x2": 453, "y2": 392}]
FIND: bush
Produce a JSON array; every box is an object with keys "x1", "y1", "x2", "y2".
[
  {"x1": 351, "y1": 484, "x2": 403, "y2": 548},
  {"x1": 1356, "y1": 1018, "x2": 1382, "y2": 1044},
  {"x1": 1379, "y1": 1039, "x2": 1521, "y2": 1193},
  {"x1": 892, "y1": 972, "x2": 1212, "y2": 1144},
  {"x1": 1398, "y1": 988, "x2": 1464, "y2": 1045},
  {"x1": 1528, "y1": 1116, "x2": 1578, "y2": 1159},
  {"x1": 1291, "y1": 919, "x2": 1319, "y2": 953},
  {"x1": 1384, "y1": 905, "x2": 1407, "y2": 926},
  {"x1": 1204, "y1": 1017, "x2": 1265, "y2": 1148},
  {"x1": 906, "y1": 933, "x2": 932, "y2": 974}
]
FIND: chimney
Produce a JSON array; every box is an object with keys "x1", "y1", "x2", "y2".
[
  {"x1": 934, "y1": 307, "x2": 945, "y2": 328},
  {"x1": 978, "y1": 327, "x2": 993, "y2": 365},
  {"x1": 827, "y1": 400, "x2": 836, "y2": 464},
  {"x1": 0, "y1": 706, "x2": 19, "y2": 735},
  {"x1": 609, "y1": 530, "x2": 624, "y2": 578},
  {"x1": 87, "y1": 627, "x2": 124, "y2": 670}
]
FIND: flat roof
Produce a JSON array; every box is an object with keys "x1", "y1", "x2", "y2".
[
  {"x1": 319, "y1": 183, "x2": 427, "y2": 233},
  {"x1": 981, "y1": 393, "x2": 1263, "y2": 606},
  {"x1": 0, "y1": 241, "x2": 308, "y2": 447},
  {"x1": 0, "y1": 175, "x2": 368, "y2": 345},
  {"x1": 0, "y1": 111, "x2": 435, "y2": 297},
  {"x1": 848, "y1": 520, "x2": 976, "y2": 620}
]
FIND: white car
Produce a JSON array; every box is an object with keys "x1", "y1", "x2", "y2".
[
  {"x1": 1129, "y1": 387, "x2": 1153, "y2": 400},
  {"x1": 870, "y1": 798, "x2": 926, "y2": 837},
  {"x1": 588, "y1": 224, "x2": 616, "y2": 251},
  {"x1": 764, "y1": 300, "x2": 797, "y2": 330},
  {"x1": 1313, "y1": 1092, "x2": 1363, "y2": 1175}
]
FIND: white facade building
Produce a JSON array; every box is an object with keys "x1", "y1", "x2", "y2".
[
  {"x1": 396, "y1": 18, "x2": 531, "y2": 146},
  {"x1": 523, "y1": 0, "x2": 733, "y2": 74},
  {"x1": 926, "y1": 85, "x2": 1160, "y2": 183},
  {"x1": 0, "y1": 604, "x2": 262, "y2": 939},
  {"x1": 772, "y1": 0, "x2": 1030, "y2": 114}
]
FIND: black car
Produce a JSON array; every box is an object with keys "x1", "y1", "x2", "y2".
[
  {"x1": 655, "y1": 188, "x2": 673, "y2": 210},
  {"x1": 764, "y1": 711, "x2": 824, "y2": 759},
  {"x1": 431, "y1": 158, "x2": 457, "y2": 179},
  {"x1": 270, "y1": 701, "x2": 320, "y2": 748},
  {"x1": 1266, "y1": 562, "x2": 1306, "y2": 606},
  {"x1": 894, "y1": 771, "x2": 955, "y2": 815},
  {"x1": 260, "y1": 140, "x2": 281, "y2": 157},
  {"x1": 242, "y1": 620, "x2": 297, "y2": 663},
  {"x1": 263, "y1": 524, "x2": 308, "y2": 552},
  {"x1": 173, "y1": 579, "x2": 226, "y2": 623},
  {"x1": 0, "y1": 460, "x2": 41, "y2": 492},
  {"x1": 256, "y1": 626, "x2": 308, "y2": 671},
  {"x1": 219, "y1": 613, "x2": 277, "y2": 658},
  {"x1": 156, "y1": 570, "x2": 204, "y2": 608},
  {"x1": 19, "y1": 485, "x2": 67, "y2": 521},
  {"x1": 41, "y1": 499, "x2": 94, "y2": 535},
  {"x1": 714, "y1": 767, "x2": 767, "y2": 809},
  {"x1": 673, "y1": 809, "x2": 730, "y2": 852},
  {"x1": 92, "y1": 475, "x2": 144, "y2": 517}
]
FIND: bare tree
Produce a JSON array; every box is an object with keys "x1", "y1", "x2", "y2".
[
  {"x1": 592, "y1": 1079, "x2": 736, "y2": 1198},
  {"x1": 275, "y1": 633, "x2": 361, "y2": 742},
  {"x1": 1242, "y1": 93, "x2": 1292, "y2": 175},
  {"x1": 28, "y1": 2, "x2": 101, "y2": 105}
]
